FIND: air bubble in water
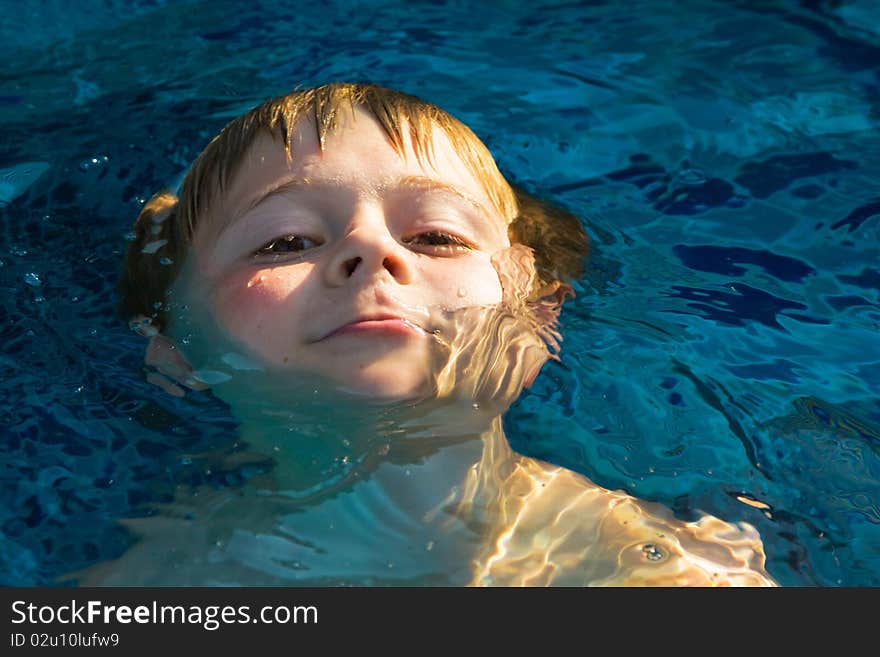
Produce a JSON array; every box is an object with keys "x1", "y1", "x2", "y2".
[
  {"x1": 24, "y1": 272, "x2": 41, "y2": 286},
  {"x1": 642, "y1": 543, "x2": 665, "y2": 561},
  {"x1": 78, "y1": 155, "x2": 109, "y2": 172}
]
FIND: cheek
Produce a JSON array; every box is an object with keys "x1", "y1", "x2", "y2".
[
  {"x1": 210, "y1": 268, "x2": 305, "y2": 340},
  {"x1": 432, "y1": 257, "x2": 503, "y2": 308}
]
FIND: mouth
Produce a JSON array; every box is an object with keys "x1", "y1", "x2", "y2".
[{"x1": 317, "y1": 314, "x2": 428, "y2": 341}]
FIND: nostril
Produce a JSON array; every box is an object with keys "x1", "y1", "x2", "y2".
[
  {"x1": 344, "y1": 257, "x2": 361, "y2": 277},
  {"x1": 382, "y1": 255, "x2": 408, "y2": 283}
]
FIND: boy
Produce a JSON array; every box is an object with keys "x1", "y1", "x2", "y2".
[{"x1": 91, "y1": 82, "x2": 776, "y2": 586}]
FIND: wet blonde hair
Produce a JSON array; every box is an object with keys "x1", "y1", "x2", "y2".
[{"x1": 120, "y1": 82, "x2": 588, "y2": 329}]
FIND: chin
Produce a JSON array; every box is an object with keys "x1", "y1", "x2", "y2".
[{"x1": 329, "y1": 371, "x2": 434, "y2": 404}]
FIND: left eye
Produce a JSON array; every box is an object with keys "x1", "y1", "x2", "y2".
[{"x1": 402, "y1": 231, "x2": 471, "y2": 251}]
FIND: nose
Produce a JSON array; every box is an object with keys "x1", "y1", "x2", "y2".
[{"x1": 324, "y1": 202, "x2": 413, "y2": 287}]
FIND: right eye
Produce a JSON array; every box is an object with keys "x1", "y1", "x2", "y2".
[{"x1": 254, "y1": 235, "x2": 321, "y2": 257}]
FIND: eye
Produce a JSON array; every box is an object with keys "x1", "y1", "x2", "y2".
[
  {"x1": 254, "y1": 234, "x2": 321, "y2": 257},
  {"x1": 402, "y1": 231, "x2": 472, "y2": 254}
]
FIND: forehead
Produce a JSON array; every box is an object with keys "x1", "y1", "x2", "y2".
[{"x1": 205, "y1": 106, "x2": 505, "y2": 236}]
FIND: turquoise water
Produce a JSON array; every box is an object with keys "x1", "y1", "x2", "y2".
[{"x1": 2, "y1": 0, "x2": 879, "y2": 586}]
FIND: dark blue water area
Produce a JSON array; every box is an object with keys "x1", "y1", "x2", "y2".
[{"x1": 2, "y1": 0, "x2": 879, "y2": 586}]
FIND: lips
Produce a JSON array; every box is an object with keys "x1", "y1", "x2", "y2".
[{"x1": 317, "y1": 313, "x2": 426, "y2": 341}]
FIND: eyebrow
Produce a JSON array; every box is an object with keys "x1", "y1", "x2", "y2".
[
  {"x1": 392, "y1": 175, "x2": 495, "y2": 222},
  {"x1": 232, "y1": 174, "x2": 496, "y2": 227}
]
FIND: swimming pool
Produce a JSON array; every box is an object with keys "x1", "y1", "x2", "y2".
[{"x1": 2, "y1": 0, "x2": 878, "y2": 586}]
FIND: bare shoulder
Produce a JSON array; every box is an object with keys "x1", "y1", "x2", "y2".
[{"x1": 471, "y1": 456, "x2": 778, "y2": 587}]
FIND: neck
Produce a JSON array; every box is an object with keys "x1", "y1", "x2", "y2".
[{"x1": 229, "y1": 391, "x2": 520, "y2": 518}]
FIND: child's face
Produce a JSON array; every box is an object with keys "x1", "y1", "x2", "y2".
[{"x1": 184, "y1": 106, "x2": 514, "y2": 400}]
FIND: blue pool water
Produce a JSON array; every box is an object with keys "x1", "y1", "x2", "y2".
[{"x1": 2, "y1": 0, "x2": 879, "y2": 586}]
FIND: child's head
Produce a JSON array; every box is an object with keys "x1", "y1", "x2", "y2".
[{"x1": 120, "y1": 82, "x2": 587, "y2": 402}]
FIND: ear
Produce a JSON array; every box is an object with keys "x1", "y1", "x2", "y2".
[{"x1": 130, "y1": 315, "x2": 208, "y2": 397}]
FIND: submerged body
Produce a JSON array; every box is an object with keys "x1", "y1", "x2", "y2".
[{"x1": 77, "y1": 416, "x2": 774, "y2": 587}]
